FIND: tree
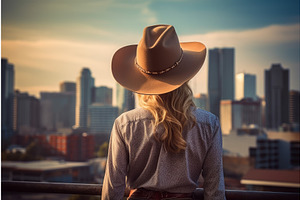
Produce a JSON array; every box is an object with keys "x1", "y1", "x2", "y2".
[
  {"x1": 25, "y1": 141, "x2": 44, "y2": 160},
  {"x1": 96, "y1": 142, "x2": 108, "y2": 157}
]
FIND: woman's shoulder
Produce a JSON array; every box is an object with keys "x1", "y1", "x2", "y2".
[
  {"x1": 192, "y1": 108, "x2": 221, "y2": 138},
  {"x1": 193, "y1": 108, "x2": 219, "y2": 126},
  {"x1": 115, "y1": 107, "x2": 153, "y2": 126}
]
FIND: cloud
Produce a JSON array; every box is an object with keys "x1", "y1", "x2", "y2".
[
  {"x1": 181, "y1": 24, "x2": 300, "y2": 96},
  {"x1": 2, "y1": 39, "x2": 120, "y2": 97},
  {"x1": 2, "y1": 24, "x2": 135, "y2": 43},
  {"x1": 2, "y1": 39, "x2": 119, "y2": 69},
  {"x1": 180, "y1": 23, "x2": 299, "y2": 47},
  {"x1": 141, "y1": 2, "x2": 158, "y2": 24},
  {"x1": 2, "y1": 0, "x2": 153, "y2": 43}
]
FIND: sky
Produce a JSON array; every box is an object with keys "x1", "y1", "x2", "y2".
[{"x1": 1, "y1": 0, "x2": 299, "y2": 100}]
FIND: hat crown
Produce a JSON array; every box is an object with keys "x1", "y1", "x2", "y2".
[{"x1": 136, "y1": 25, "x2": 182, "y2": 73}]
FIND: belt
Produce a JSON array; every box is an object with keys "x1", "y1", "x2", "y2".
[{"x1": 129, "y1": 188, "x2": 193, "y2": 199}]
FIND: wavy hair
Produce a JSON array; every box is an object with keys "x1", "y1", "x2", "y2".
[{"x1": 137, "y1": 82, "x2": 196, "y2": 153}]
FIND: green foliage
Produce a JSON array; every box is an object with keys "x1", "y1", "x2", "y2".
[
  {"x1": 2, "y1": 141, "x2": 44, "y2": 161},
  {"x1": 26, "y1": 141, "x2": 43, "y2": 157},
  {"x1": 2, "y1": 151, "x2": 23, "y2": 161},
  {"x1": 96, "y1": 142, "x2": 109, "y2": 158}
]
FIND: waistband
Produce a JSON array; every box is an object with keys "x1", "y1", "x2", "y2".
[{"x1": 128, "y1": 188, "x2": 193, "y2": 199}]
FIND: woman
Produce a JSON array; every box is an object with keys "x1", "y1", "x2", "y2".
[{"x1": 102, "y1": 25, "x2": 226, "y2": 200}]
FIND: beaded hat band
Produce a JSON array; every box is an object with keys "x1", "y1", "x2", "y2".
[{"x1": 135, "y1": 49, "x2": 183, "y2": 75}]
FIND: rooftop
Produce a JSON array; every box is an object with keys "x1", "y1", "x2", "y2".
[
  {"x1": 241, "y1": 169, "x2": 300, "y2": 188},
  {"x1": 2, "y1": 160, "x2": 90, "y2": 172}
]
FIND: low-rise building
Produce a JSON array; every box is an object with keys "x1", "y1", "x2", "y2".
[
  {"x1": 2, "y1": 160, "x2": 93, "y2": 183},
  {"x1": 250, "y1": 131, "x2": 300, "y2": 169},
  {"x1": 223, "y1": 130, "x2": 258, "y2": 157},
  {"x1": 49, "y1": 132, "x2": 95, "y2": 162},
  {"x1": 241, "y1": 169, "x2": 300, "y2": 192},
  {"x1": 220, "y1": 98, "x2": 261, "y2": 134},
  {"x1": 193, "y1": 93, "x2": 208, "y2": 110}
]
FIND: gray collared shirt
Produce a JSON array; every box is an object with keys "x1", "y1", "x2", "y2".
[{"x1": 102, "y1": 107, "x2": 226, "y2": 200}]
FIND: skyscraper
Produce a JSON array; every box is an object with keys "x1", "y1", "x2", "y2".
[
  {"x1": 235, "y1": 73, "x2": 256, "y2": 100},
  {"x1": 1, "y1": 58, "x2": 15, "y2": 143},
  {"x1": 92, "y1": 86, "x2": 112, "y2": 105},
  {"x1": 289, "y1": 90, "x2": 299, "y2": 125},
  {"x1": 60, "y1": 81, "x2": 76, "y2": 93},
  {"x1": 116, "y1": 84, "x2": 135, "y2": 115},
  {"x1": 89, "y1": 104, "x2": 118, "y2": 134},
  {"x1": 74, "y1": 68, "x2": 94, "y2": 130},
  {"x1": 13, "y1": 90, "x2": 40, "y2": 135},
  {"x1": 265, "y1": 64, "x2": 289, "y2": 130},
  {"x1": 40, "y1": 92, "x2": 75, "y2": 131},
  {"x1": 208, "y1": 48, "x2": 235, "y2": 117}
]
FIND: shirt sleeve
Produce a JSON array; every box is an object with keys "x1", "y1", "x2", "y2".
[
  {"x1": 101, "y1": 119, "x2": 128, "y2": 200},
  {"x1": 202, "y1": 118, "x2": 226, "y2": 200}
]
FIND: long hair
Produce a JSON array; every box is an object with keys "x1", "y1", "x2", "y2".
[{"x1": 137, "y1": 82, "x2": 196, "y2": 153}]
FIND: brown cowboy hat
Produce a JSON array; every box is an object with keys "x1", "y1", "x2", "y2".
[{"x1": 111, "y1": 24, "x2": 206, "y2": 94}]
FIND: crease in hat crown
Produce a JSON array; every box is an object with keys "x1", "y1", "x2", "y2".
[{"x1": 135, "y1": 25, "x2": 183, "y2": 74}]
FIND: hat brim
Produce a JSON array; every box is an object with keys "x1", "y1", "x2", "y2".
[{"x1": 112, "y1": 42, "x2": 206, "y2": 95}]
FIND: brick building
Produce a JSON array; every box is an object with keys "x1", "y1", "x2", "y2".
[{"x1": 49, "y1": 133, "x2": 95, "y2": 161}]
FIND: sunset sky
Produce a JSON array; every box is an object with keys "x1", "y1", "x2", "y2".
[{"x1": 1, "y1": 0, "x2": 299, "y2": 99}]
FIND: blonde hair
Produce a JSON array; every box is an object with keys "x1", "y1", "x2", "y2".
[{"x1": 137, "y1": 82, "x2": 196, "y2": 153}]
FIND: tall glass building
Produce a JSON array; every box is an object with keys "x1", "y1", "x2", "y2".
[
  {"x1": 92, "y1": 86, "x2": 112, "y2": 105},
  {"x1": 1, "y1": 58, "x2": 15, "y2": 143},
  {"x1": 74, "y1": 68, "x2": 94, "y2": 129},
  {"x1": 235, "y1": 73, "x2": 256, "y2": 100},
  {"x1": 265, "y1": 64, "x2": 289, "y2": 130},
  {"x1": 60, "y1": 81, "x2": 76, "y2": 93},
  {"x1": 40, "y1": 92, "x2": 75, "y2": 131},
  {"x1": 13, "y1": 91, "x2": 40, "y2": 135},
  {"x1": 208, "y1": 48, "x2": 235, "y2": 118},
  {"x1": 89, "y1": 104, "x2": 118, "y2": 134},
  {"x1": 116, "y1": 84, "x2": 135, "y2": 115},
  {"x1": 289, "y1": 90, "x2": 299, "y2": 125}
]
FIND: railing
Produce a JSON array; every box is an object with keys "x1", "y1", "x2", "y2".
[{"x1": 2, "y1": 181, "x2": 299, "y2": 200}]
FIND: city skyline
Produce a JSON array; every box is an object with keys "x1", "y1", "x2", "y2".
[{"x1": 1, "y1": 0, "x2": 299, "y2": 98}]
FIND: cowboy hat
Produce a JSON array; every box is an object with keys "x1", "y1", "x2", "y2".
[{"x1": 111, "y1": 24, "x2": 206, "y2": 94}]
